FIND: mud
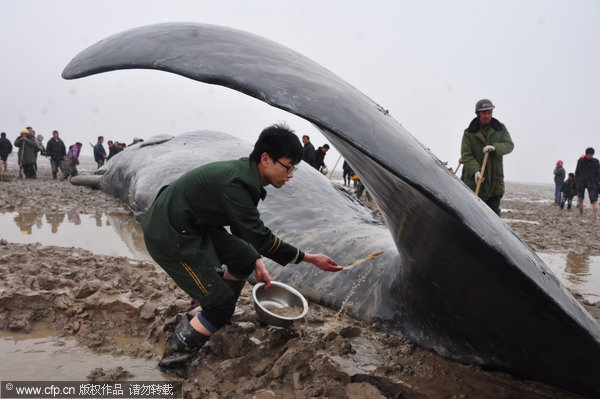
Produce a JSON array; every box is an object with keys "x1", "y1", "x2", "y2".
[{"x1": 0, "y1": 167, "x2": 598, "y2": 398}]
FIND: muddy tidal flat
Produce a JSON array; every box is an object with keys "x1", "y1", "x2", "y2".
[{"x1": 0, "y1": 164, "x2": 599, "y2": 398}]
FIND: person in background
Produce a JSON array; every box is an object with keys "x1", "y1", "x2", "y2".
[
  {"x1": 575, "y1": 147, "x2": 600, "y2": 219},
  {"x1": 560, "y1": 173, "x2": 577, "y2": 210},
  {"x1": 301, "y1": 135, "x2": 316, "y2": 168},
  {"x1": 342, "y1": 160, "x2": 354, "y2": 186},
  {"x1": 314, "y1": 144, "x2": 329, "y2": 172},
  {"x1": 107, "y1": 140, "x2": 123, "y2": 161},
  {"x1": 461, "y1": 99, "x2": 514, "y2": 216},
  {"x1": 553, "y1": 160, "x2": 565, "y2": 205},
  {"x1": 0, "y1": 132, "x2": 13, "y2": 171},
  {"x1": 26, "y1": 126, "x2": 43, "y2": 174},
  {"x1": 62, "y1": 142, "x2": 82, "y2": 180},
  {"x1": 129, "y1": 137, "x2": 144, "y2": 146},
  {"x1": 46, "y1": 130, "x2": 67, "y2": 180},
  {"x1": 14, "y1": 129, "x2": 38, "y2": 179},
  {"x1": 141, "y1": 123, "x2": 341, "y2": 377},
  {"x1": 94, "y1": 136, "x2": 107, "y2": 168}
]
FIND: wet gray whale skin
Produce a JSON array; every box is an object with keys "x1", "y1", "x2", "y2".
[{"x1": 63, "y1": 23, "x2": 600, "y2": 396}]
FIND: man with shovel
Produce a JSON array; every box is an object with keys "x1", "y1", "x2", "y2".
[
  {"x1": 142, "y1": 123, "x2": 342, "y2": 378},
  {"x1": 461, "y1": 99, "x2": 514, "y2": 215}
]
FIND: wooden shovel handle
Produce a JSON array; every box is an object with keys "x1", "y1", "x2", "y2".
[{"x1": 475, "y1": 151, "x2": 489, "y2": 196}]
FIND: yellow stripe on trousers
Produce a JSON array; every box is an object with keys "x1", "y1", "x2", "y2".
[{"x1": 180, "y1": 261, "x2": 208, "y2": 295}]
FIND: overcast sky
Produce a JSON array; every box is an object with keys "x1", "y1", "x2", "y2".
[{"x1": 2, "y1": 0, "x2": 598, "y2": 183}]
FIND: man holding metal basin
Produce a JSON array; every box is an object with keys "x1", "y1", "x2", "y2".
[{"x1": 142, "y1": 123, "x2": 342, "y2": 377}]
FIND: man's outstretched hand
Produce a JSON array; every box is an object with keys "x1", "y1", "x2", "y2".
[{"x1": 304, "y1": 253, "x2": 343, "y2": 272}]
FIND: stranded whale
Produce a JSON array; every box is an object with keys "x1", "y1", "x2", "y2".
[{"x1": 63, "y1": 23, "x2": 600, "y2": 397}]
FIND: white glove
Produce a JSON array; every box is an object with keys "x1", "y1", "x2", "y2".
[
  {"x1": 483, "y1": 145, "x2": 496, "y2": 153},
  {"x1": 474, "y1": 171, "x2": 482, "y2": 185}
]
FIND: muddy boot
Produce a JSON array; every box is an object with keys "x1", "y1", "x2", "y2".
[{"x1": 158, "y1": 314, "x2": 209, "y2": 378}]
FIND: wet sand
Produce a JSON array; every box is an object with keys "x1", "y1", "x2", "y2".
[{"x1": 0, "y1": 164, "x2": 599, "y2": 398}]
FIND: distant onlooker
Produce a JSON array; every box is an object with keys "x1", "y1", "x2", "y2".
[
  {"x1": 553, "y1": 160, "x2": 565, "y2": 205},
  {"x1": 342, "y1": 160, "x2": 354, "y2": 186},
  {"x1": 14, "y1": 129, "x2": 38, "y2": 179},
  {"x1": 560, "y1": 173, "x2": 577, "y2": 210},
  {"x1": 63, "y1": 142, "x2": 82, "y2": 180},
  {"x1": 129, "y1": 137, "x2": 144, "y2": 146},
  {"x1": 301, "y1": 135, "x2": 316, "y2": 168},
  {"x1": 26, "y1": 126, "x2": 43, "y2": 174},
  {"x1": 0, "y1": 132, "x2": 13, "y2": 171},
  {"x1": 314, "y1": 144, "x2": 330, "y2": 172},
  {"x1": 575, "y1": 147, "x2": 600, "y2": 219},
  {"x1": 46, "y1": 130, "x2": 67, "y2": 180},
  {"x1": 94, "y1": 136, "x2": 107, "y2": 168},
  {"x1": 107, "y1": 140, "x2": 123, "y2": 161}
]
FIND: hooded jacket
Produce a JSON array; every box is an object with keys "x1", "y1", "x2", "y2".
[
  {"x1": 14, "y1": 135, "x2": 38, "y2": 166},
  {"x1": 461, "y1": 117, "x2": 514, "y2": 200}
]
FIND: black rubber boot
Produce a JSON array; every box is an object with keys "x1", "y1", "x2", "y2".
[{"x1": 158, "y1": 314, "x2": 209, "y2": 378}]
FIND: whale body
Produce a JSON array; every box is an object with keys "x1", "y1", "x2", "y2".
[{"x1": 63, "y1": 23, "x2": 600, "y2": 397}]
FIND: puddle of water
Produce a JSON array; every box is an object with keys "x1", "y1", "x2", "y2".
[
  {"x1": 0, "y1": 211, "x2": 151, "y2": 261},
  {"x1": 0, "y1": 323, "x2": 168, "y2": 381},
  {"x1": 538, "y1": 252, "x2": 600, "y2": 303}
]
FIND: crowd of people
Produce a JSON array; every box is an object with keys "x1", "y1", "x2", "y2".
[
  {"x1": 0, "y1": 127, "x2": 84, "y2": 180},
  {"x1": 0, "y1": 127, "x2": 144, "y2": 180},
  {"x1": 553, "y1": 148, "x2": 600, "y2": 219}
]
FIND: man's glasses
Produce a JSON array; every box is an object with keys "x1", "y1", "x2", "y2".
[{"x1": 276, "y1": 159, "x2": 296, "y2": 173}]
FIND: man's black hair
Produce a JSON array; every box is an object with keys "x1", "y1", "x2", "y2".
[
  {"x1": 302, "y1": 135, "x2": 310, "y2": 140},
  {"x1": 249, "y1": 123, "x2": 302, "y2": 164},
  {"x1": 323, "y1": 144, "x2": 330, "y2": 149},
  {"x1": 76, "y1": 142, "x2": 82, "y2": 146},
  {"x1": 0, "y1": 132, "x2": 5, "y2": 138},
  {"x1": 98, "y1": 136, "x2": 104, "y2": 141},
  {"x1": 586, "y1": 147, "x2": 595, "y2": 155}
]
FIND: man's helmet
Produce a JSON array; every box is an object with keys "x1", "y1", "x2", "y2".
[{"x1": 475, "y1": 99, "x2": 495, "y2": 113}]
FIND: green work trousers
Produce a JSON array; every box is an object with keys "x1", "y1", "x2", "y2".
[{"x1": 144, "y1": 225, "x2": 257, "y2": 309}]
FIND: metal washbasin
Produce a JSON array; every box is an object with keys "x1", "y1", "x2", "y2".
[{"x1": 252, "y1": 281, "x2": 308, "y2": 327}]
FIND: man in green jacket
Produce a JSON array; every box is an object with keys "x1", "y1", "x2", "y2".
[
  {"x1": 142, "y1": 124, "x2": 342, "y2": 377},
  {"x1": 461, "y1": 99, "x2": 514, "y2": 215},
  {"x1": 14, "y1": 129, "x2": 39, "y2": 179}
]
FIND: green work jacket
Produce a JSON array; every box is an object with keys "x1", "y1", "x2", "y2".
[
  {"x1": 14, "y1": 135, "x2": 38, "y2": 166},
  {"x1": 461, "y1": 118, "x2": 514, "y2": 200},
  {"x1": 141, "y1": 157, "x2": 300, "y2": 267}
]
